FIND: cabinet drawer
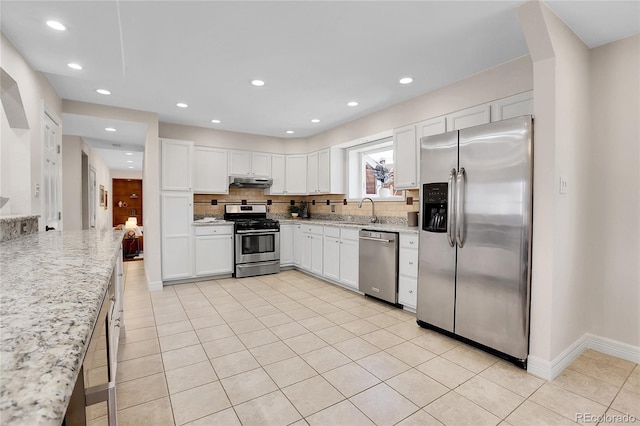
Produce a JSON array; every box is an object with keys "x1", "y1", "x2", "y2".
[
  {"x1": 194, "y1": 225, "x2": 233, "y2": 236},
  {"x1": 398, "y1": 275, "x2": 417, "y2": 309},
  {"x1": 324, "y1": 226, "x2": 340, "y2": 238},
  {"x1": 340, "y1": 228, "x2": 359, "y2": 241},
  {"x1": 400, "y1": 234, "x2": 418, "y2": 249},
  {"x1": 304, "y1": 224, "x2": 323, "y2": 235},
  {"x1": 399, "y1": 247, "x2": 418, "y2": 277}
]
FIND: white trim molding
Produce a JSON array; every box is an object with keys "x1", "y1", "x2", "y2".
[{"x1": 528, "y1": 333, "x2": 640, "y2": 381}]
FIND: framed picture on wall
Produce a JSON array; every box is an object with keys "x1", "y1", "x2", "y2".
[
  {"x1": 100, "y1": 185, "x2": 105, "y2": 206},
  {"x1": 104, "y1": 191, "x2": 108, "y2": 210}
]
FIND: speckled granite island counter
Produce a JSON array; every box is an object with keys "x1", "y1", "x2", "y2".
[{"x1": 0, "y1": 228, "x2": 125, "y2": 425}]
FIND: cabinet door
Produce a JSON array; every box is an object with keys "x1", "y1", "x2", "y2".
[
  {"x1": 310, "y1": 234, "x2": 323, "y2": 275},
  {"x1": 286, "y1": 155, "x2": 308, "y2": 195},
  {"x1": 161, "y1": 192, "x2": 193, "y2": 280},
  {"x1": 293, "y1": 225, "x2": 303, "y2": 266},
  {"x1": 446, "y1": 104, "x2": 491, "y2": 131},
  {"x1": 269, "y1": 154, "x2": 286, "y2": 195},
  {"x1": 193, "y1": 147, "x2": 228, "y2": 194},
  {"x1": 398, "y1": 275, "x2": 417, "y2": 309},
  {"x1": 194, "y1": 234, "x2": 234, "y2": 276},
  {"x1": 339, "y1": 237, "x2": 359, "y2": 290},
  {"x1": 301, "y1": 233, "x2": 312, "y2": 271},
  {"x1": 317, "y1": 149, "x2": 331, "y2": 193},
  {"x1": 251, "y1": 152, "x2": 271, "y2": 177},
  {"x1": 491, "y1": 91, "x2": 533, "y2": 121},
  {"x1": 229, "y1": 150, "x2": 251, "y2": 176},
  {"x1": 323, "y1": 235, "x2": 340, "y2": 281},
  {"x1": 280, "y1": 225, "x2": 294, "y2": 266},
  {"x1": 162, "y1": 139, "x2": 193, "y2": 191},
  {"x1": 307, "y1": 151, "x2": 319, "y2": 194},
  {"x1": 393, "y1": 125, "x2": 418, "y2": 189}
]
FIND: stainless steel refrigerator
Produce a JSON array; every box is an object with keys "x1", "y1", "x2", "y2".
[{"x1": 417, "y1": 115, "x2": 533, "y2": 367}]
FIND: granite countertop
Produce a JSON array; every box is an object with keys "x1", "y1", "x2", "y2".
[
  {"x1": 278, "y1": 219, "x2": 419, "y2": 234},
  {"x1": 0, "y1": 229, "x2": 125, "y2": 425},
  {"x1": 0, "y1": 215, "x2": 40, "y2": 223},
  {"x1": 192, "y1": 218, "x2": 231, "y2": 226}
]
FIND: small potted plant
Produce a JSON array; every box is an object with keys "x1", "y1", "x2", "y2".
[{"x1": 288, "y1": 205, "x2": 300, "y2": 218}]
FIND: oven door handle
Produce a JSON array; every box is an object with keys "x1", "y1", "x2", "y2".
[{"x1": 235, "y1": 229, "x2": 280, "y2": 234}]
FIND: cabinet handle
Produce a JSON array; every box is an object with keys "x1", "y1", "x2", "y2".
[
  {"x1": 409, "y1": 241, "x2": 414, "y2": 245},
  {"x1": 409, "y1": 289, "x2": 413, "y2": 293},
  {"x1": 409, "y1": 261, "x2": 414, "y2": 265}
]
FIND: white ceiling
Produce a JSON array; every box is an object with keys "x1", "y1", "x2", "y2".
[{"x1": 1, "y1": 1, "x2": 638, "y2": 148}]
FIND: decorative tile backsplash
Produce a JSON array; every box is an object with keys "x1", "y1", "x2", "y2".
[
  {"x1": 193, "y1": 187, "x2": 420, "y2": 222},
  {"x1": 0, "y1": 215, "x2": 39, "y2": 242}
]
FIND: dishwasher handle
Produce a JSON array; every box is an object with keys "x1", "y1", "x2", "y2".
[{"x1": 359, "y1": 236, "x2": 394, "y2": 243}]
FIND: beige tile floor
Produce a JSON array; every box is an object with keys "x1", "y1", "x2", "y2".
[{"x1": 90, "y1": 261, "x2": 639, "y2": 425}]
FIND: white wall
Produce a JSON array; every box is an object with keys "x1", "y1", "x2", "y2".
[
  {"x1": 159, "y1": 123, "x2": 286, "y2": 153},
  {"x1": 112, "y1": 170, "x2": 143, "y2": 180},
  {"x1": 61, "y1": 135, "x2": 114, "y2": 231},
  {"x1": 588, "y1": 34, "x2": 640, "y2": 347},
  {"x1": 62, "y1": 100, "x2": 160, "y2": 289},
  {"x1": 0, "y1": 33, "x2": 61, "y2": 219}
]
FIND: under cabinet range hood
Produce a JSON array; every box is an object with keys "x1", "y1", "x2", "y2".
[{"x1": 229, "y1": 176, "x2": 273, "y2": 189}]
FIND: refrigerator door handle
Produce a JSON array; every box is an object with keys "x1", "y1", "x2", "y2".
[
  {"x1": 456, "y1": 167, "x2": 466, "y2": 248},
  {"x1": 447, "y1": 168, "x2": 456, "y2": 247}
]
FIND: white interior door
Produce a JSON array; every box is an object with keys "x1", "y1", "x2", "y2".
[
  {"x1": 42, "y1": 111, "x2": 62, "y2": 230},
  {"x1": 89, "y1": 167, "x2": 96, "y2": 228}
]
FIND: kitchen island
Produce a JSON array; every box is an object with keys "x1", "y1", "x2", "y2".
[{"x1": 0, "y1": 228, "x2": 124, "y2": 425}]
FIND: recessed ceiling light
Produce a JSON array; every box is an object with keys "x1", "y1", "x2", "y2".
[
  {"x1": 399, "y1": 77, "x2": 414, "y2": 85},
  {"x1": 251, "y1": 80, "x2": 265, "y2": 87},
  {"x1": 347, "y1": 101, "x2": 359, "y2": 107},
  {"x1": 286, "y1": 130, "x2": 294, "y2": 134},
  {"x1": 46, "y1": 20, "x2": 66, "y2": 31},
  {"x1": 67, "y1": 63, "x2": 83, "y2": 70},
  {"x1": 176, "y1": 102, "x2": 188, "y2": 108},
  {"x1": 311, "y1": 119, "x2": 320, "y2": 123},
  {"x1": 96, "y1": 89, "x2": 111, "y2": 95},
  {"x1": 125, "y1": 152, "x2": 133, "y2": 156},
  {"x1": 128, "y1": 166, "x2": 134, "y2": 169},
  {"x1": 211, "y1": 119, "x2": 221, "y2": 124},
  {"x1": 105, "y1": 127, "x2": 116, "y2": 132},
  {"x1": 126, "y1": 160, "x2": 133, "y2": 163}
]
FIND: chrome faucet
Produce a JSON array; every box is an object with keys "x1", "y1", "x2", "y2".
[{"x1": 359, "y1": 197, "x2": 377, "y2": 223}]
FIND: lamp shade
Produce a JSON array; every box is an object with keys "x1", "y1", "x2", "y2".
[{"x1": 125, "y1": 217, "x2": 138, "y2": 229}]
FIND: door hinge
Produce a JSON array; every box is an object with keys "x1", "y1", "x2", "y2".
[
  {"x1": 58, "y1": 212, "x2": 61, "y2": 220},
  {"x1": 57, "y1": 145, "x2": 61, "y2": 154}
]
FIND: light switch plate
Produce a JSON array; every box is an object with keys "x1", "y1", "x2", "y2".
[{"x1": 559, "y1": 176, "x2": 568, "y2": 194}]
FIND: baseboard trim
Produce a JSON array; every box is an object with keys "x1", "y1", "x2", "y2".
[
  {"x1": 147, "y1": 280, "x2": 163, "y2": 291},
  {"x1": 528, "y1": 333, "x2": 640, "y2": 380}
]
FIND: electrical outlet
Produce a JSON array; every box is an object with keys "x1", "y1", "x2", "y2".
[
  {"x1": 331, "y1": 205, "x2": 336, "y2": 213},
  {"x1": 559, "y1": 176, "x2": 568, "y2": 194}
]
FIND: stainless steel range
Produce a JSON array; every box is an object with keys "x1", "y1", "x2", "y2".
[{"x1": 224, "y1": 204, "x2": 280, "y2": 278}]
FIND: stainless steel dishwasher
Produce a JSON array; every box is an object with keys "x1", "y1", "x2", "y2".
[{"x1": 358, "y1": 229, "x2": 399, "y2": 305}]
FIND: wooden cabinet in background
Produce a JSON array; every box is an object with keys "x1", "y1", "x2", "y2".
[{"x1": 112, "y1": 179, "x2": 143, "y2": 227}]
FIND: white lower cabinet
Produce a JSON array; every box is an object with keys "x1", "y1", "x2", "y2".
[
  {"x1": 293, "y1": 224, "x2": 303, "y2": 267},
  {"x1": 301, "y1": 224, "x2": 323, "y2": 274},
  {"x1": 280, "y1": 224, "x2": 294, "y2": 266},
  {"x1": 398, "y1": 233, "x2": 419, "y2": 309},
  {"x1": 323, "y1": 227, "x2": 340, "y2": 282},
  {"x1": 339, "y1": 228, "x2": 359, "y2": 290},
  {"x1": 194, "y1": 225, "x2": 234, "y2": 276},
  {"x1": 161, "y1": 192, "x2": 193, "y2": 280}
]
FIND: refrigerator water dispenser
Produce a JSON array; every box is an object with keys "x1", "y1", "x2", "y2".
[{"x1": 422, "y1": 183, "x2": 448, "y2": 233}]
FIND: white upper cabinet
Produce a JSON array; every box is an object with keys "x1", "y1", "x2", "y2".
[
  {"x1": 446, "y1": 104, "x2": 491, "y2": 131},
  {"x1": 393, "y1": 124, "x2": 418, "y2": 190},
  {"x1": 251, "y1": 152, "x2": 271, "y2": 177},
  {"x1": 269, "y1": 154, "x2": 286, "y2": 194},
  {"x1": 307, "y1": 152, "x2": 319, "y2": 194},
  {"x1": 491, "y1": 91, "x2": 533, "y2": 121},
  {"x1": 193, "y1": 146, "x2": 228, "y2": 194},
  {"x1": 268, "y1": 154, "x2": 307, "y2": 195},
  {"x1": 228, "y1": 150, "x2": 271, "y2": 177},
  {"x1": 161, "y1": 138, "x2": 193, "y2": 191},
  {"x1": 285, "y1": 155, "x2": 308, "y2": 194},
  {"x1": 308, "y1": 148, "x2": 344, "y2": 194}
]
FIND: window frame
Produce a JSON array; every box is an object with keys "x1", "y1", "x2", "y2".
[{"x1": 346, "y1": 137, "x2": 404, "y2": 202}]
